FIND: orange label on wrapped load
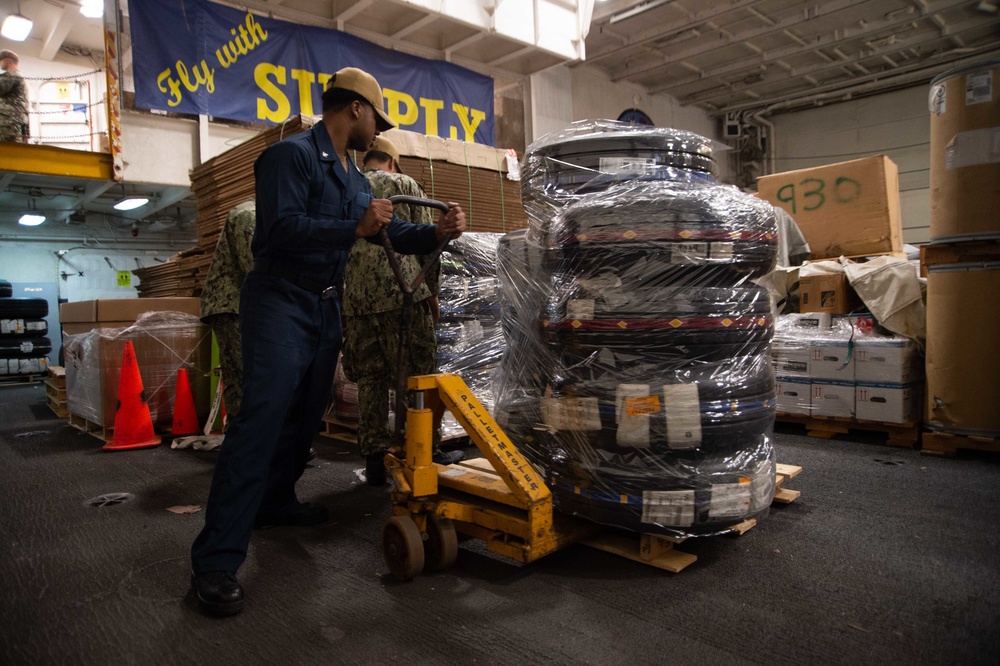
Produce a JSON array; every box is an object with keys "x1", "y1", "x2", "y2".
[{"x1": 625, "y1": 395, "x2": 661, "y2": 417}]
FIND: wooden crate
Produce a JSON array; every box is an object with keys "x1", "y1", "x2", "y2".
[
  {"x1": 776, "y1": 412, "x2": 921, "y2": 448},
  {"x1": 46, "y1": 365, "x2": 66, "y2": 387},
  {"x1": 921, "y1": 430, "x2": 1000, "y2": 458}
]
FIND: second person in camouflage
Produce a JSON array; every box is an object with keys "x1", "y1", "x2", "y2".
[
  {"x1": 0, "y1": 51, "x2": 28, "y2": 143},
  {"x1": 342, "y1": 136, "x2": 464, "y2": 486}
]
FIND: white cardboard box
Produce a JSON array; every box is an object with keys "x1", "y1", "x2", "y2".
[
  {"x1": 855, "y1": 339, "x2": 921, "y2": 384},
  {"x1": 810, "y1": 342, "x2": 855, "y2": 381},
  {"x1": 775, "y1": 376, "x2": 812, "y2": 415},
  {"x1": 856, "y1": 382, "x2": 919, "y2": 424},
  {"x1": 811, "y1": 380, "x2": 855, "y2": 418},
  {"x1": 772, "y1": 340, "x2": 811, "y2": 378}
]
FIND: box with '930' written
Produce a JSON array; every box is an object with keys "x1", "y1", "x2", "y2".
[{"x1": 757, "y1": 155, "x2": 903, "y2": 259}]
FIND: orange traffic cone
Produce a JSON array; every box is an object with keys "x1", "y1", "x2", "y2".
[
  {"x1": 104, "y1": 341, "x2": 162, "y2": 451},
  {"x1": 171, "y1": 367, "x2": 200, "y2": 436}
]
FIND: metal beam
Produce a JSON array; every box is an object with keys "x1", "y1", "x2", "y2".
[
  {"x1": 391, "y1": 13, "x2": 438, "y2": 40},
  {"x1": 587, "y1": 0, "x2": 759, "y2": 64},
  {"x1": 707, "y1": 45, "x2": 1000, "y2": 116},
  {"x1": 49, "y1": 181, "x2": 117, "y2": 223},
  {"x1": 675, "y1": 15, "x2": 1000, "y2": 106},
  {"x1": 489, "y1": 45, "x2": 535, "y2": 67},
  {"x1": 334, "y1": 0, "x2": 376, "y2": 23},
  {"x1": 645, "y1": 0, "x2": 976, "y2": 96},
  {"x1": 609, "y1": 0, "x2": 873, "y2": 82},
  {"x1": 121, "y1": 187, "x2": 194, "y2": 221},
  {"x1": 39, "y1": 5, "x2": 80, "y2": 62}
]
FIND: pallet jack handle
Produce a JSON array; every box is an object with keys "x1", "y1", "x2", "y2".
[{"x1": 376, "y1": 194, "x2": 455, "y2": 444}]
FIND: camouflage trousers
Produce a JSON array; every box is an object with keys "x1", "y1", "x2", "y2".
[
  {"x1": 208, "y1": 313, "x2": 243, "y2": 419},
  {"x1": 342, "y1": 301, "x2": 437, "y2": 456},
  {"x1": 0, "y1": 121, "x2": 26, "y2": 143}
]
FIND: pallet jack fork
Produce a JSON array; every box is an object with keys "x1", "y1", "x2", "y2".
[
  {"x1": 382, "y1": 372, "x2": 595, "y2": 580},
  {"x1": 375, "y1": 194, "x2": 590, "y2": 580}
]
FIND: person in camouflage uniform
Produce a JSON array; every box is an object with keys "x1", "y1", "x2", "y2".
[
  {"x1": 342, "y1": 136, "x2": 463, "y2": 485},
  {"x1": 0, "y1": 51, "x2": 28, "y2": 143},
  {"x1": 200, "y1": 200, "x2": 256, "y2": 419}
]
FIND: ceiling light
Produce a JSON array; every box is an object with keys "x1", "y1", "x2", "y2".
[
  {"x1": 114, "y1": 197, "x2": 149, "y2": 211},
  {"x1": 609, "y1": 0, "x2": 671, "y2": 24},
  {"x1": 19, "y1": 213, "x2": 45, "y2": 226},
  {"x1": 1, "y1": 8, "x2": 33, "y2": 42},
  {"x1": 19, "y1": 198, "x2": 45, "y2": 226},
  {"x1": 80, "y1": 0, "x2": 103, "y2": 19}
]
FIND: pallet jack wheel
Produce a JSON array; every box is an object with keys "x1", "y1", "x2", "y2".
[
  {"x1": 382, "y1": 515, "x2": 425, "y2": 581},
  {"x1": 423, "y1": 514, "x2": 458, "y2": 571}
]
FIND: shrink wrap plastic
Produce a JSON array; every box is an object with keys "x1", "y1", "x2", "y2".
[
  {"x1": 435, "y1": 232, "x2": 505, "y2": 441},
  {"x1": 495, "y1": 121, "x2": 779, "y2": 536},
  {"x1": 63, "y1": 311, "x2": 212, "y2": 429}
]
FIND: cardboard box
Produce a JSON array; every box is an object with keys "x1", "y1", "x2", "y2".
[
  {"x1": 855, "y1": 339, "x2": 922, "y2": 384},
  {"x1": 811, "y1": 380, "x2": 855, "y2": 418},
  {"x1": 772, "y1": 340, "x2": 811, "y2": 378},
  {"x1": 62, "y1": 304, "x2": 211, "y2": 429},
  {"x1": 775, "y1": 376, "x2": 811, "y2": 415},
  {"x1": 856, "y1": 383, "x2": 919, "y2": 424},
  {"x1": 800, "y1": 273, "x2": 862, "y2": 315},
  {"x1": 809, "y1": 341, "x2": 855, "y2": 381},
  {"x1": 60, "y1": 297, "x2": 201, "y2": 335},
  {"x1": 757, "y1": 155, "x2": 903, "y2": 259}
]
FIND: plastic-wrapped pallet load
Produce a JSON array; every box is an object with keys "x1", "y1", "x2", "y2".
[
  {"x1": 495, "y1": 121, "x2": 779, "y2": 537},
  {"x1": 435, "y1": 232, "x2": 505, "y2": 441}
]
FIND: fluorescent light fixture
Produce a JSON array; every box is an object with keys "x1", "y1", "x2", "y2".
[
  {"x1": 80, "y1": 0, "x2": 103, "y2": 18},
  {"x1": 609, "y1": 0, "x2": 671, "y2": 24},
  {"x1": 19, "y1": 213, "x2": 45, "y2": 226},
  {"x1": 114, "y1": 197, "x2": 149, "y2": 211},
  {"x1": 1, "y1": 13, "x2": 33, "y2": 41}
]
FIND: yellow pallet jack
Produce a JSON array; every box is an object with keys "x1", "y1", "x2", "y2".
[{"x1": 376, "y1": 196, "x2": 801, "y2": 580}]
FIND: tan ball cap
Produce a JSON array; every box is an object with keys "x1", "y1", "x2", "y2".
[{"x1": 327, "y1": 67, "x2": 395, "y2": 131}]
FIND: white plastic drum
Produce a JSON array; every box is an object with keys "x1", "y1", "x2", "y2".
[
  {"x1": 928, "y1": 61, "x2": 1000, "y2": 242},
  {"x1": 925, "y1": 262, "x2": 1000, "y2": 436}
]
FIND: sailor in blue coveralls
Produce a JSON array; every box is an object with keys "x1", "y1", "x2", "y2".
[{"x1": 190, "y1": 67, "x2": 467, "y2": 617}]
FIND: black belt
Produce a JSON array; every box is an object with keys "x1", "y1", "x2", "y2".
[{"x1": 252, "y1": 260, "x2": 338, "y2": 300}]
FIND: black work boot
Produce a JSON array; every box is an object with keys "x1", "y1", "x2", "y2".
[
  {"x1": 191, "y1": 571, "x2": 244, "y2": 617},
  {"x1": 365, "y1": 452, "x2": 388, "y2": 486}
]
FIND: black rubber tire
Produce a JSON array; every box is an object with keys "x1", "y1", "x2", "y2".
[
  {"x1": 0, "y1": 297, "x2": 48, "y2": 318},
  {"x1": 0, "y1": 318, "x2": 48, "y2": 337},
  {"x1": 0, "y1": 280, "x2": 12, "y2": 297},
  {"x1": 0, "y1": 336, "x2": 52, "y2": 358}
]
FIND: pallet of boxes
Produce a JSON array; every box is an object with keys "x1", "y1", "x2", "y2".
[
  {"x1": 758, "y1": 154, "x2": 924, "y2": 447},
  {"x1": 59, "y1": 298, "x2": 213, "y2": 442},
  {"x1": 919, "y1": 61, "x2": 1000, "y2": 457}
]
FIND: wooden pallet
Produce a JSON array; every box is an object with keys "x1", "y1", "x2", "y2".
[
  {"x1": 921, "y1": 430, "x2": 1000, "y2": 458},
  {"x1": 450, "y1": 457, "x2": 802, "y2": 574},
  {"x1": 776, "y1": 412, "x2": 920, "y2": 448},
  {"x1": 46, "y1": 395, "x2": 70, "y2": 418},
  {"x1": 68, "y1": 413, "x2": 113, "y2": 442},
  {"x1": 920, "y1": 239, "x2": 1000, "y2": 276},
  {"x1": 320, "y1": 416, "x2": 358, "y2": 445},
  {"x1": 0, "y1": 373, "x2": 45, "y2": 386}
]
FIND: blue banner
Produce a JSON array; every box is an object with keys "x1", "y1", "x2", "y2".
[{"x1": 129, "y1": 0, "x2": 495, "y2": 145}]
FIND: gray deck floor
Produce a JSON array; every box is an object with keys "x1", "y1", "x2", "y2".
[{"x1": 1, "y1": 381, "x2": 998, "y2": 665}]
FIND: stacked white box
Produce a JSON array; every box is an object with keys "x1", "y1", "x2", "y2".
[
  {"x1": 811, "y1": 380, "x2": 856, "y2": 418},
  {"x1": 775, "y1": 376, "x2": 811, "y2": 415},
  {"x1": 809, "y1": 340, "x2": 855, "y2": 381},
  {"x1": 855, "y1": 338, "x2": 921, "y2": 384},
  {"x1": 856, "y1": 383, "x2": 919, "y2": 423}
]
